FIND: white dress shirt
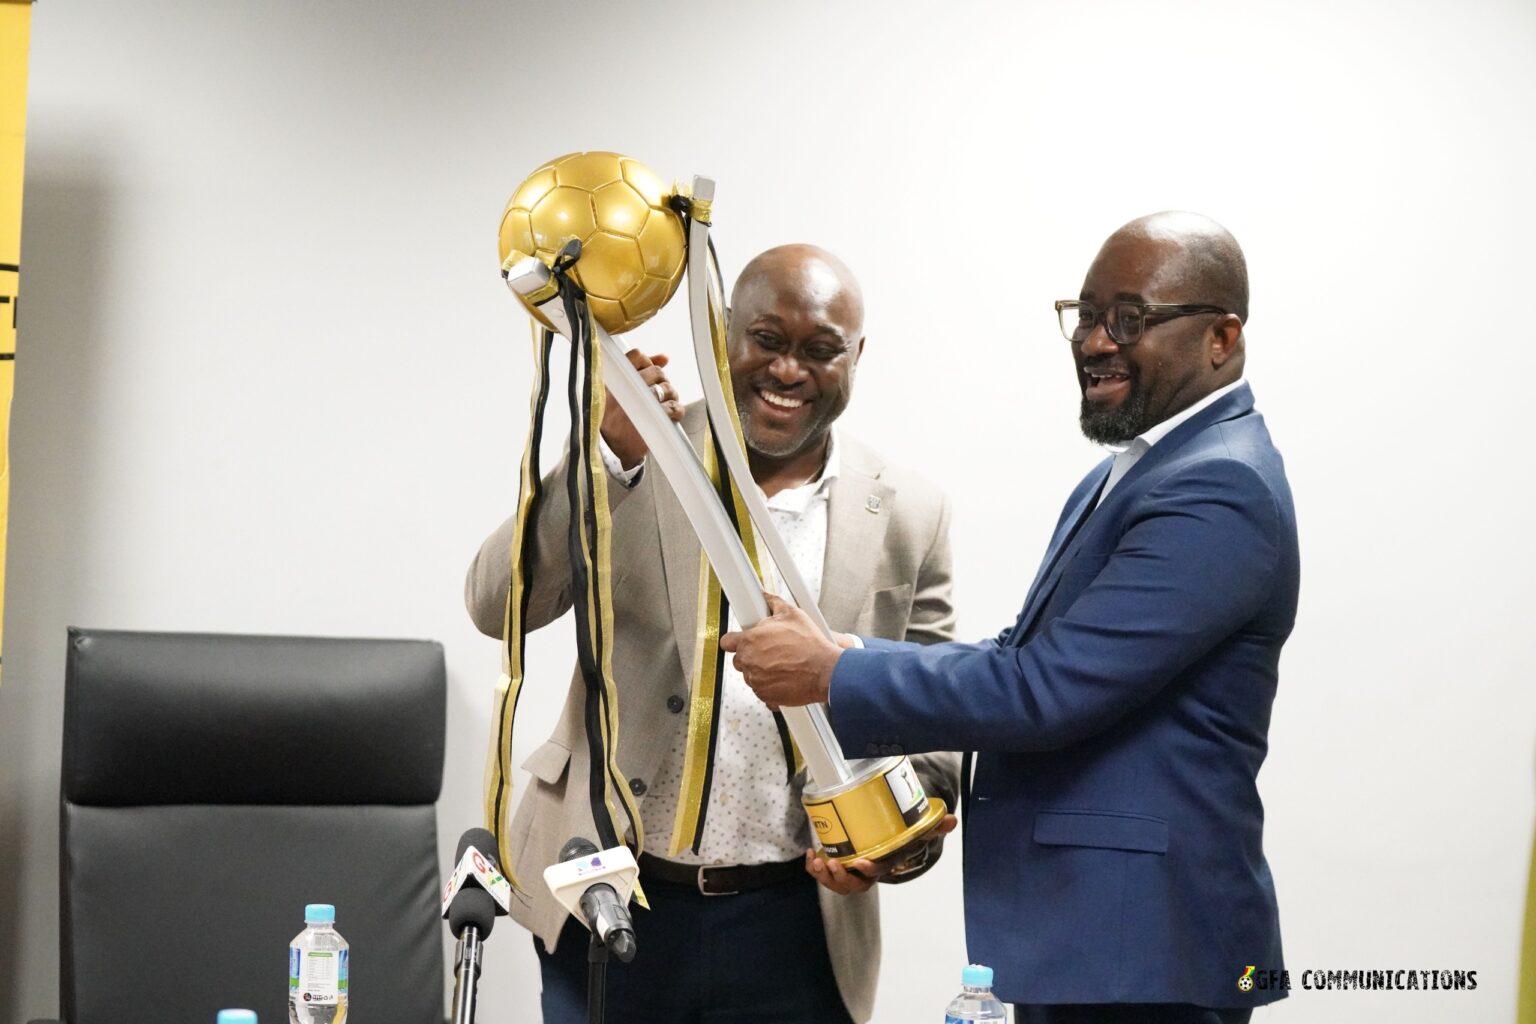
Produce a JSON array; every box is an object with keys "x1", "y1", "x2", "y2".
[{"x1": 600, "y1": 434, "x2": 839, "y2": 865}]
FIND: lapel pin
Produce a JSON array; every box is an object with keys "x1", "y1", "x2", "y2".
[{"x1": 865, "y1": 495, "x2": 882, "y2": 514}]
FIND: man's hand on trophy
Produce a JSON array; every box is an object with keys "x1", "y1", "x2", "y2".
[
  {"x1": 720, "y1": 593, "x2": 841, "y2": 709},
  {"x1": 805, "y1": 813, "x2": 959, "y2": 895},
  {"x1": 603, "y1": 348, "x2": 683, "y2": 469}
]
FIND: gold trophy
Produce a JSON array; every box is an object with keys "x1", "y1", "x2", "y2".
[{"x1": 487, "y1": 152, "x2": 945, "y2": 881}]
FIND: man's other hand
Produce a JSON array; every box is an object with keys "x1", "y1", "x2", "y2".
[
  {"x1": 805, "y1": 813, "x2": 958, "y2": 895},
  {"x1": 720, "y1": 593, "x2": 841, "y2": 709}
]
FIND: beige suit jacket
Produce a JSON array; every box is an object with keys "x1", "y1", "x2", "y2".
[{"x1": 465, "y1": 403, "x2": 959, "y2": 1023}]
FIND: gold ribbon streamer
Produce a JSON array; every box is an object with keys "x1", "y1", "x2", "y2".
[
  {"x1": 486, "y1": 288, "x2": 651, "y2": 909},
  {"x1": 668, "y1": 441, "x2": 733, "y2": 855},
  {"x1": 484, "y1": 321, "x2": 554, "y2": 887}
]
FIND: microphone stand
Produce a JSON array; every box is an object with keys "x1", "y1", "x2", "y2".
[
  {"x1": 452, "y1": 927, "x2": 483, "y2": 1024},
  {"x1": 586, "y1": 929, "x2": 608, "y2": 1024}
]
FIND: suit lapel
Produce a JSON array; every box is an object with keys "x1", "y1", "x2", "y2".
[
  {"x1": 817, "y1": 441, "x2": 891, "y2": 634},
  {"x1": 1095, "y1": 382, "x2": 1255, "y2": 516},
  {"x1": 1009, "y1": 383, "x2": 1259, "y2": 644},
  {"x1": 1010, "y1": 463, "x2": 1109, "y2": 643}
]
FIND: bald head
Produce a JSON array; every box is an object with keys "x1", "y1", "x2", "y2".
[
  {"x1": 1103, "y1": 212, "x2": 1249, "y2": 322},
  {"x1": 726, "y1": 244, "x2": 866, "y2": 475},
  {"x1": 1075, "y1": 213, "x2": 1249, "y2": 444},
  {"x1": 731, "y1": 244, "x2": 866, "y2": 341}
]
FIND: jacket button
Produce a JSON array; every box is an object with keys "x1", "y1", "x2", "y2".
[
  {"x1": 629, "y1": 778, "x2": 647, "y2": 796},
  {"x1": 666, "y1": 695, "x2": 685, "y2": 713},
  {"x1": 865, "y1": 744, "x2": 880, "y2": 757}
]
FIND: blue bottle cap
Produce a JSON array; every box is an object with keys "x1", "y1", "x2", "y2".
[
  {"x1": 217, "y1": 1011, "x2": 258, "y2": 1024},
  {"x1": 304, "y1": 903, "x2": 335, "y2": 924},
  {"x1": 962, "y1": 963, "x2": 994, "y2": 988}
]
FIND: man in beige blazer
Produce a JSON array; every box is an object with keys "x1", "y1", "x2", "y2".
[{"x1": 466, "y1": 244, "x2": 958, "y2": 1023}]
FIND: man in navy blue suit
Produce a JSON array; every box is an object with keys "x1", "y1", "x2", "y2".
[{"x1": 723, "y1": 212, "x2": 1298, "y2": 1023}]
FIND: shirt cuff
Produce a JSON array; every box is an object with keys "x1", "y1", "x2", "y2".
[{"x1": 598, "y1": 435, "x2": 644, "y2": 487}]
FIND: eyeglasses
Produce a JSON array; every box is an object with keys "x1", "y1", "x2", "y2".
[{"x1": 1055, "y1": 300, "x2": 1228, "y2": 346}]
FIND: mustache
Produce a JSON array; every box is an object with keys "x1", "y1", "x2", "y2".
[
  {"x1": 1080, "y1": 359, "x2": 1133, "y2": 376},
  {"x1": 750, "y1": 378, "x2": 807, "y2": 392}
]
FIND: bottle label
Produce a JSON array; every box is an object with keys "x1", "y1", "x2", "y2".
[
  {"x1": 296, "y1": 949, "x2": 340, "y2": 1004},
  {"x1": 944, "y1": 1016, "x2": 965, "y2": 1023}
]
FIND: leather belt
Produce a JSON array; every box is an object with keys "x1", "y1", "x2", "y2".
[{"x1": 638, "y1": 851, "x2": 803, "y2": 896}]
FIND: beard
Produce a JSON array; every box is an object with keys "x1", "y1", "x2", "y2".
[
  {"x1": 1079, "y1": 386, "x2": 1153, "y2": 445},
  {"x1": 734, "y1": 390, "x2": 838, "y2": 459}
]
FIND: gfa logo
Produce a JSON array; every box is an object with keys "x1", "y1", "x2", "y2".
[{"x1": 1237, "y1": 965, "x2": 1289, "y2": 991}]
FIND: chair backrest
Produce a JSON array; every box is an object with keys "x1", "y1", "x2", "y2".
[{"x1": 60, "y1": 628, "x2": 446, "y2": 1024}]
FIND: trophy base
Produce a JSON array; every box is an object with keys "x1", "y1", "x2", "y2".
[{"x1": 802, "y1": 755, "x2": 948, "y2": 866}]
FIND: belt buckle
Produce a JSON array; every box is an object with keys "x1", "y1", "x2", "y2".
[{"x1": 697, "y1": 865, "x2": 739, "y2": 896}]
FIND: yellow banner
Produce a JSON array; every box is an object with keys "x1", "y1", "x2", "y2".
[
  {"x1": 1523, "y1": 810, "x2": 1536, "y2": 1023},
  {"x1": 0, "y1": 0, "x2": 33, "y2": 683}
]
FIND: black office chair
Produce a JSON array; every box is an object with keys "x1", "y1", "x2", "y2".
[{"x1": 31, "y1": 628, "x2": 447, "y2": 1024}]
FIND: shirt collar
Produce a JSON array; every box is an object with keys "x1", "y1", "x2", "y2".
[
  {"x1": 762, "y1": 431, "x2": 840, "y2": 511},
  {"x1": 1109, "y1": 378, "x2": 1246, "y2": 455},
  {"x1": 818, "y1": 430, "x2": 841, "y2": 488}
]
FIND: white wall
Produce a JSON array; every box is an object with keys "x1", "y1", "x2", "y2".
[{"x1": 2, "y1": 0, "x2": 1532, "y2": 1020}]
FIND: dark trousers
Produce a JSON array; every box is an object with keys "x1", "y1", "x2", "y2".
[
  {"x1": 535, "y1": 871, "x2": 852, "y2": 1024},
  {"x1": 1014, "y1": 1005, "x2": 1252, "y2": 1023}
]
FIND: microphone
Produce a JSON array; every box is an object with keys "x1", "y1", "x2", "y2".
[
  {"x1": 546, "y1": 837, "x2": 638, "y2": 962},
  {"x1": 443, "y1": 828, "x2": 510, "y2": 1024},
  {"x1": 441, "y1": 827, "x2": 512, "y2": 931}
]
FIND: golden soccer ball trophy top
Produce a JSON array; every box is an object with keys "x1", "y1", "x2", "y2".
[{"x1": 498, "y1": 151, "x2": 687, "y2": 335}]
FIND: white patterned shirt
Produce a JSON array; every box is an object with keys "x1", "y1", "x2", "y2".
[{"x1": 600, "y1": 435, "x2": 839, "y2": 865}]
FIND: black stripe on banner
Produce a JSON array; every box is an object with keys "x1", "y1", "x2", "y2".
[
  {"x1": 771, "y1": 711, "x2": 796, "y2": 784},
  {"x1": 690, "y1": 587, "x2": 728, "y2": 853},
  {"x1": 575, "y1": 309, "x2": 640, "y2": 848},
  {"x1": 560, "y1": 289, "x2": 620, "y2": 852},
  {"x1": 577, "y1": 300, "x2": 638, "y2": 847}
]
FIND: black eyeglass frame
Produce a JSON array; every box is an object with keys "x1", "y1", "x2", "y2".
[{"x1": 1054, "y1": 299, "x2": 1230, "y2": 346}]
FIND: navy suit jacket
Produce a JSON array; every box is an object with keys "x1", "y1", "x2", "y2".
[{"x1": 830, "y1": 383, "x2": 1297, "y2": 1008}]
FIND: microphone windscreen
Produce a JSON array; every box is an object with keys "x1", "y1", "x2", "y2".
[
  {"x1": 448, "y1": 886, "x2": 498, "y2": 939},
  {"x1": 457, "y1": 827, "x2": 500, "y2": 867},
  {"x1": 559, "y1": 836, "x2": 599, "y2": 862}
]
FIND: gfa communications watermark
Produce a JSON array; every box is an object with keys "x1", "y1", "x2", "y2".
[{"x1": 1236, "y1": 965, "x2": 1478, "y2": 993}]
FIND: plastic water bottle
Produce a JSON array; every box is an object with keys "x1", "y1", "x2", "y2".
[
  {"x1": 288, "y1": 903, "x2": 349, "y2": 1024},
  {"x1": 218, "y1": 1012, "x2": 258, "y2": 1024},
  {"x1": 944, "y1": 963, "x2": 1007, "y2": 1022}
]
